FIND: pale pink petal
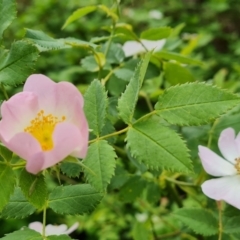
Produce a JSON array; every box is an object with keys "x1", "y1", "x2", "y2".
[
  {"x1": 45, "y1": 224, "x2": 68, "y2": 236},
  {"x1": 24, "y1": 74, "x2": 84, "y2": 117},
  {"x1": 198, "y1": 146, "x2": 236, "y2": 176},
  {"x1": 64, "y1": 222, "x2": 79, "y2": 235},
  {"x1": 28, "y1": 221, "x2": 43, "y2": 233},
  {"x1": 3, "y1": 132, "x2": 41, "y2": 162},
  {"x1": 0, "y1": 92, "x2": 39, "y2": 140},
  {"x1": 202, "y1": 175, "x2": 240, "y2": 209},
  {"x1": 27, "y1": 122, "x2": 85, "y2": 173},
  {"x1": 218, "y1": 128, "x2": 239, "y2": 163}
]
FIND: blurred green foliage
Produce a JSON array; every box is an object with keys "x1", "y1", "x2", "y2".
[{"x1": 2, "y1": 0, "x2": 240, "y2": 239}]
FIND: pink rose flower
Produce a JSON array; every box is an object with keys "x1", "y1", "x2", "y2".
[
  {"x1": 198, "y1": 128, "x2": 240, "y2": 209},
  {"x1": 0, "y1": 74, "x2": 88, "y2": 174}
]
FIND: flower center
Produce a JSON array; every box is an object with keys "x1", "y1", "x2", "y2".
[
  {"x1": 24, "y1": 110, "x2": 66, "y2": 151},
  {"x1": 235, "y1": 158, "x2": 240, "y2": 173}
]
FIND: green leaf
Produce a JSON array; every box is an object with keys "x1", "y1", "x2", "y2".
[
  {"x1": 127, "y1": 116, "x2": 192, "y2": 173},
  {"x1": 98, "y1": 5, "x2": 118, "y2": 22},
  {"x1": 64, "y1": 37, "x2": 97, "y2": 49},
  {"x1": 25, "y1": 29, "x2": 70, "y2": 52},
  {"x1": 114, "y1": 68, "x2": 133, "y2": 81},
  {"x1": 1, "y1": 187, "x2": 36, "y2": 219},
  {"x1": 0, "y1": 0, "x2": 16, "y2": 39},
  {"x1": 47, "y1": 235, "x2": 72, "y2": 240},
  {"x1": 155, "y1": 83, "x2": 240, "y2": 126},
  {"x1": 173, "y1": 208, "x2": 218, "y2": 236},
  {"x1": 19, "y1": 169, "x2": 48, "y2": 210},
  {"x1": 81, "y1": 56, "x2": 99, "y2": 72},
  {"x1": 115, "y1": 24, "x2": 139, "y2": 41},
  {"x1": 223, "y1": 216, "x2": 240, "y2": 234},
  {"x1": 0, "y1": 228, "x2": 42, "y2": 240},
  {"x1": 49, "y1": 184, "x2": 103, "y2": 215},
  {"x1": 164, "y1": 62, "x2": 195, "y2": 85},
  {"x1": 132, "y1": 221, "x2": 153, "y2": 240},
  {"x1": 154, "y1": 51, "x2": 204, "y2": 66},
  {"x1": 62, "y1": 5, "x2": 97, "y2": 29},
  {"x1": 0, "y1": 145, "x2": 12, "y2": 162},
  {"x1": 140, "y1": 27, "x2": 172, "y2": 40},
  {"x1": 102, "y1": 42, "x2": 124, "y2": 64},
  {"x1": 60, "y1": 162, "x2": 82, "y2": 178},
  {"x1": 83, "y1": 140, "x2": 116, "y2": 192},
  {"x1": 0, "y1": 41, "x2": 39, "y2": 86},
  {"x1": 119, "y1": 176, "x2": 147, "y2": 203},
  {"x1": 84, "y1": 79, "x2": 108, "y2": 136},
  {"x1": 0, "y1": 165, "x2": 15, "y2": 211},
  {"x1": 118, "y1": 52, "x2": 151, "y2": 124}
]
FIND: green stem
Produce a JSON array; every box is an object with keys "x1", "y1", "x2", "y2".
[
  {"x1": 208, "y1": 118, "x2": 219, "y2": 148},
  {"x1": 134, "y1": 110, "x2": 156, "y2": 124},
  {"x1": 0, "y1": 83, "x2": 9, "y2": 100},
  {"x1": 165, "y1": 176, "x2": 197, "y2": 187},
  {"x1": 88, "y1": 127, "x2": 129, "y2": 144},
  {"x1": 42, "y1": 206, "x2": 47, "y2": 239},
  {"x1": 217, "y1": 201, "x2": 223, "y2": 240},
  {"x1": 139, "y1": 91, "x2": 154, "y2": 111}
]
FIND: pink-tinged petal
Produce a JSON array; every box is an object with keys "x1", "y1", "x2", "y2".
[
  {"x1": 0, "y1": 92, "x2": 39, "y2": 140},
  {"x1": 202, "y1": 175, "x2": 240, "y2": 209},
  {"x1": 27, "y1": 122, "x2": 86, "y2": 173},
  {"x1": 64, "y1": 222, "x2": 79, "y2": 235},
  {"x1": 45, "y1": 224, "x2": 68, "y2": 236},
  {"x1": 3, "y1": 132, "x2": 41, "y2": 162},
  {"x1": 198, "y1": 146, "x2": 236, "y2": 176},
  {"x1": 28, "y1": 221, "x2": 43, "y2": 233},
  {"x1": 218, "y1": 128, "x2": 239, "y2": 163},
  {"x1": 24, "y1": 74, "x2": 84, "y2": 117}
]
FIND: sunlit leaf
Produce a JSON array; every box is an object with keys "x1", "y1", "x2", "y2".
[{"x1": 141, "y1": 27, "x2": 172, "y2": 40}]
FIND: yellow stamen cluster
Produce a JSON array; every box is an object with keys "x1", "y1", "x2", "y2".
[
  {"x1": 235, "y1": 158, "x2": 240, "y2": 173},
  {"x1": 24, "y1": 110, "x2": 66, "y2": 151}
]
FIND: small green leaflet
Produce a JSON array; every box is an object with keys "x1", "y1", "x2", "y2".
[
  {"x1": 140, "y1": 26, "x2": 172, "y2": 40},
  {"x1": 19, "y1": 169, "x2": 48, "y2": 210},
  {"x1": 0, "y1": 228, "x2": 42, "y2": 240},
  {"x1": 173, "y1": 208, "x2": 218, "y2": 236},
  {"x1": 155, "y1": 82, "x2": 240, "y2": 126},
  {"x1": 154, "y1": 51, "x2": 204, "y2": 66},
  {"x1": 1, "y1": 187, "x2": 36, "y2": 219},
  {"x1": 49, "y1": 184, "x2": 103, "y2": 215},
  {"x1": 84, "y1": 79, "x2": 108, "y2": 136},
  {"x1": 0, "y1": 41, "x2": 39, "y2": 86},
  {"x1": 126, "y1": 116, "x2": 192, "y2": 173},
  {"x1": 0, "y1": 0, "x2": 16, "y2": 39},
  {"x1": 62, "y1": 5, "x2": 97, "y2": 29},
  {"x1": 0, "y1": 145, "x2": 12, "y2": 162},
  {"x1": 164, "y1": 62, "x2": 195, "y2": 85},
  {"x1": 0, "y1": 165, "x2": 15, "y2": 211},
  {"x1": 83, "y1": 140, "x2": 116, "y2": 193},
  {"x1": 25, "y1": 29, "x2": 70, "y2": 52},
  {"x1": 118, "y1": 52, "x2": 151, "y2": 124}
]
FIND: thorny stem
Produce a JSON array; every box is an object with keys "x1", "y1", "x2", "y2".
[
  {"x1": 0, "y1": 83, "x2": 9, "y2": 100},
  {"x1": 217, "y1": 201, "x2": 223, "y2": 240}
]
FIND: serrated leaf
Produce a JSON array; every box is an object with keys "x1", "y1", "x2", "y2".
[
  {"x1": 118, "y1": 52, "x2": 151, "y2": 124},
  {"x1": 47, "y1": 235, "x2": 72, "y2": 240},
  {"x1": 154, "y1": 51, "x2": 204, "y2": 66},
  {"x1": 140, "y1": 27, "x2": 172, "y2": 40},
  {"x1": 0, "y1": 0, "x2": 16, "y2": 39},
  {"x1": 0, "y1": 228, "x2": 42, "y2": 240},
  {"x1": 1, "y1": 187, "x2": 36, "y2": 219},
  {"x1": 0, "y1": 145, "x2": 12, "y2": 161},
  {"x1": 173, "y1": 208, "x2": 218, "y2": 236},
  {"x1": 84, "y1": 79, "x2": 108, "y2": 136},
  {"x1": 83, "y1": 140, "x2": 116, "y2": 192},
  {"x1": 155, "y1": 83, "x2": 240, "y2": 126},
  {"x1": 25, "y1": 29, "x2": 70, "y2": 52},
  {"x1": 60, "y1": 162, "x2": 82, "y2": 178},
  {"x1": 164, "y1": 62, "x2": 195, "y2": 85},
  {"x1": 0, "y1": 41, "x2": 39, "y2": 86},
  {"x1": 19, "y1": 169, "x2": 48, "y2": 210},
  {"x1": 0, "y1": 164, "x2": 15, "y2": 211},
  {"x1": 119, "y1": 175, "x2": 147, "y2": 203},
  {"x1": 127, "y1": 116, "x2": 192, "y2": 173},
  {"x1": 62, "y1": 5, "x2": 97, "y2": 29},
  {"x1": 48, "y1": 184, "x2": 103, "y2": 215}
]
